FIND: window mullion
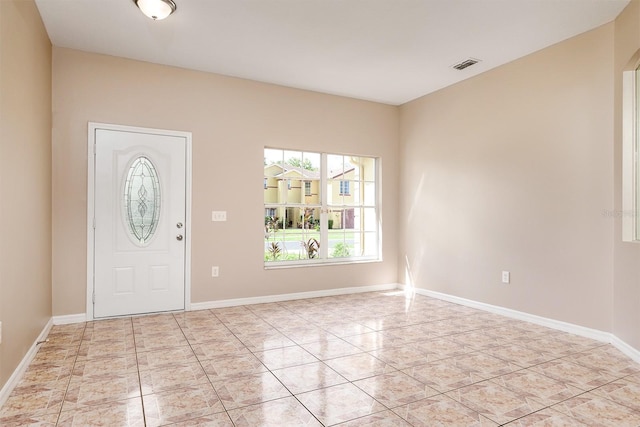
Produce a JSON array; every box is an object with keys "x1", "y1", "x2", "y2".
[{"x1": 320, "y1": 153, "x2": 329, "y2": 259}]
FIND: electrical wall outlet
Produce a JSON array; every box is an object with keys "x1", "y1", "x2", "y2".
[
  {"x1": 212, "y1": 266, "x2": 219, "y2": 277},
  {"x1": 501, "y1": 271, "x2": 510, "y2": 284}
]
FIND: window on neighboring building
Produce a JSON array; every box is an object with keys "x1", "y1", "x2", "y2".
[
  {"x1": 264, "y1": 148, "x2": 380, "y2": 265},
  {"x1": 339, "y1": 180, "x2": 350, "y2": 196},
  {"x1": 264, "y1": 178, "x2": 268, "y2": 189}
]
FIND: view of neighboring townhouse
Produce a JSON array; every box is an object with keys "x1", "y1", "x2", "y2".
[{"x1": 263, "y1": 149, "x2": 378, "y2": 262}]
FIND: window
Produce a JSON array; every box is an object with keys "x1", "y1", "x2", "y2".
[
  {"x1": 264, "y1": 148, "x2": 380, "y2": 265},
  {"x1": 622, "y1": 55, "x2": 640, "y2": 241},
  {"x1": 339, "y1": 180, "x2": 350, "y2": 196},
  {"x1": 124, "y1": 156, "x2": 161, "y2": 246},
  {"x1": 264, "y1": 178, "x2": 268, "y2": 189}
]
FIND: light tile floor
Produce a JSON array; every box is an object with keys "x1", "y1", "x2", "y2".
[{"x1": 2, "y1": 291, "x2": 640, "y2": 426}]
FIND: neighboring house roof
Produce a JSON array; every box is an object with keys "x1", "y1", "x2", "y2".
[
  {"x1": 264, "y1": 163, "x2": 320, "y2": 179},
  {"x1": 328, "y1": 165, "x2": 355, "y2": 179},
  {"x1": 264, "y1": 163, "x2": 355, "y2": 180}
]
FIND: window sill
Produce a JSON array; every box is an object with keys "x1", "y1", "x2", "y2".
[{"x1": 264, "y1": 257, "x2": 381, "y2": 270}]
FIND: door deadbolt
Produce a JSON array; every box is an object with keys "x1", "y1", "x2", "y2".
[{"x1": 177, "y1": 222, "x2": 183, "y2": 229}]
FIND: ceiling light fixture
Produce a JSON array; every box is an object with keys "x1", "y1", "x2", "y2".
[{"x1": 134, "y1": 0, "x2": 176, "y2": 20}]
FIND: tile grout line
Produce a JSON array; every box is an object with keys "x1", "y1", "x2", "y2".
[
  {"x1": 190, "y1": 309, "x2": 245, "y2": 425},
  {"x1": 131, "y1": 316, "x2": 148, "y2": 427},
  {"x1": 252, "y1": 300, "x2": 519, "y2": 425},
  {"x1": 222, "y1": 306, "x2": 329, "y2": 425},
  {"x1": 54, "y1": 321, "x2": 88, "y2": 427},
  {"x1": 248, "y1": 307, "x2": 329, "y2": 427},
  {"x1": 255, "y1": 302, "x2": 421, "y2": 426}
]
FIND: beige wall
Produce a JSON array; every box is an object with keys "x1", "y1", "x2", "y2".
[
  {"x1": 52, "y1": 48, "x2": 399, "y2": 316},
  {"x1": 613, "y1": 0, "x2": 640, "y2": 350},
  {"x1": 0, "y1": 1, "x2": 52, "y2": 389},
  {"x1": 399, "y1": 24, "x2": 615, "y2": 331}
]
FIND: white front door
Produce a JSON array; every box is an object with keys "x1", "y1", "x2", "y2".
[{"x1": 93, "y1": 127, "x2": 187, "y2": 318}]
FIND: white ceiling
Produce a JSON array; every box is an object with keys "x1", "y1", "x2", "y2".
[{"x1": 36, "y1": 0, "x2": 629, "y2": 105}]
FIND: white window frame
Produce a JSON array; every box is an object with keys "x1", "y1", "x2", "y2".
[
  {"x1": 264, "y1": 148, "x2": 381, "y2": 267},
  {"x1": 622, "y1": 54, "x2": 640, "y2": 242}
]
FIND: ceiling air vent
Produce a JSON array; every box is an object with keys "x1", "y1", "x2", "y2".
[{"x1": 452, "y1": 58, "x2": 480, "y2": 70}]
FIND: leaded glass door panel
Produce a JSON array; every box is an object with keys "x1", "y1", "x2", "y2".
[{"x1": 94, "y1": 128, "x2": 186, "y2": 318}]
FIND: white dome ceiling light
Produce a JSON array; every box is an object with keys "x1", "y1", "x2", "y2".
[{"x1": 134, "y1": 0, "x2": 176, "y2": 21}]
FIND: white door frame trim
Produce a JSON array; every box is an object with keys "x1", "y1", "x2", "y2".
[{"x1": 87, "y1": 122, "x2": 192, "y2": 320}]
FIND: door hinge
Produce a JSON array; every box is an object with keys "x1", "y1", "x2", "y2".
[
  {"x1": 93, "y1": 218, "x2": 96, "y2": 229},
  {"x1": 92, "y1": 292, "x2": 95, "y2": 304}
]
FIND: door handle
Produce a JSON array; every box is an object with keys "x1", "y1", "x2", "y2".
[
  {"x1": 177, "y1": 222, "x2": 183, "y2": 229},
  {"x1": 176, "y1": 234, "x2": 183, "y2": 241}
]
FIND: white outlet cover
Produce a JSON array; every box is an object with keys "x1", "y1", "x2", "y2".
[{"x1": 501, "y1": 271, "x2": 510, "y2": 283}]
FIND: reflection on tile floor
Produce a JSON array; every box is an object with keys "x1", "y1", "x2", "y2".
[{"x1": 2, "y1": 291, "x2": 640, "y2": 426}]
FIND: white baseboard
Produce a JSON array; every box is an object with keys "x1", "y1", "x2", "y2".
[
  {"x1": 52, "y1": 313, "x2": 86, "y2": 325},
  {"x1": 403, "y1": 286, "x2": 640, "y2": 363},
  {"x1": 48, "y1": 285, "x2": 400, "y2": 323},
  {"x1": 410, "y1": 287, "x2": 611, "y2": 342},
  {"x1": 0, "y1": 318, "x2": 53, "y2": 408},
  {"x1": 610, "y1": 334, "x2": 640, "y2": 364},
  {"x1": 191, "y1": 283, "x2": 400, "y2": 310}
]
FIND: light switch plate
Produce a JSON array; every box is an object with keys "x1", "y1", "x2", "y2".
[{"x1": 212, "y1": 211, "x2": 227, "y2": 221}]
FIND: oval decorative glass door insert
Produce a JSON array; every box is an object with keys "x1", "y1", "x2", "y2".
[{"x1": 123, "y1": 156, "x2": 161, "y2": 245}]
